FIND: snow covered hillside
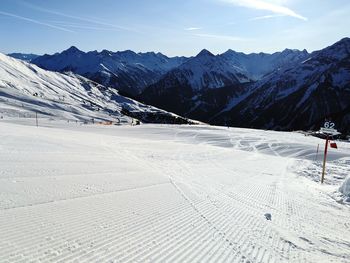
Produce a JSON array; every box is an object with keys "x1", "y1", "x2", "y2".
[
  {"x1": 0, "y1": 53, "x2": 193, "y2": 124},
  {"x1": 0, "y1": 119, "x2": 349, "y2": 262}
]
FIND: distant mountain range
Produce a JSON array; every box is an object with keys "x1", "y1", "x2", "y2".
[
  {"x1": 29, "y1": 47, "x2": 187, "y2": 96},
  {"x1": 139, "y1": 47, "x2": 309, "y2": 122},
  {"x1": 214, "y1": 38, "x2": 350, "y2": 132},
  {"x1": 7, "y1": 37, "x2": 350, "y2": 133},
  {"x1": 141, "y1": 38, "x2": 350, "y2": 133}
]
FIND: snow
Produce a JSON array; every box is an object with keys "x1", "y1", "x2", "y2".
[
  {"x1": 169, "y1": 50, "x2": 251, "y2": 91},
  {"x1": 296, "y1": 83, "x2": 318, "y2": 108},
  {"x1": 340, "y1": 176, "x2": 350, "y2": 197},
  {"x1": 0, "y1": 119, "x2": 349, "y2": 262}
]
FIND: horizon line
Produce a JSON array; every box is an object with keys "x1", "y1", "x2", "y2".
[{"x1": 4, "y1": 36, "x2": 349, "y2": 58}]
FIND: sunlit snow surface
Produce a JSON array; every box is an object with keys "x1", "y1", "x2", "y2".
[{"x1": 0, "y1": 119, "x2": 349, "y2": 262}]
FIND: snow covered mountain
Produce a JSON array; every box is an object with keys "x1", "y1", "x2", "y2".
[
  {"x1": 144, "y1": 49, "x2": 252, "y2": 90},
  {"x1": 19, "y1": 38, "x2": 350, "y2": 132},
  {"x1": 8, "y1": 53, "x2": 39, "y2": 62},
  {"x1": 139, "y1": 48, "x2": 311, "y2": 121},
  {"x1": 220, "y1": 48, "x2": 309, "y2": 80},
  {"x1": 214, "y1": 37, "x2": 350, "y2": 133},
  {"x1": 0, "y1": 53, "x2": 193, "y2": 124},
  {"x1": 32, "y1": 47, "x2": 188, "y2": 96},
  {"x1": 139, "y1": 38, "x2": 350, "y2": 133},
  {"x1": 139, "y1": 49, "x2": 254, "y2": 118}
]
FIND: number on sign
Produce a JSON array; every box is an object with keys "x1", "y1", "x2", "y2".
[{"x1": 324, "y1": 122, "x2": 335, "y2": 129}]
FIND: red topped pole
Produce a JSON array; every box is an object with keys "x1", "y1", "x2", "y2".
[{"x1": 321, "y1": 135, "x2": 329, "y2": 184}]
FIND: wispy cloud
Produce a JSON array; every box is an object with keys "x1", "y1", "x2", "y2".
[
  {"x1": 184, "y1": 27, "x2": 202, "y2": 31},
  {"x1": 21, "y1": 1, "x2": 136, "y2": 32},
  {"x1": 194, "y1": 33, "x2": 250, "y2": 41},
  {"x1": 222, "y1": 0, "x2": 307, "y2": 21},
  {"x1": 48, "y1": 21, "x2": 122, "y2": 31},
  {"x1": 0, "y1": 10, "x2": 74, "y2": 32},
  {"x1": 249, "y1": 14, "x2": 285, "y2": 21}
]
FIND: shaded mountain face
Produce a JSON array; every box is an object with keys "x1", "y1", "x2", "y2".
[
  {"x1": 139, "y1": 49, "x2": 252, "y2": 120},
  {"x1": 32, "y1": 47, "x2": 188, "y2": 96},
  {"x1": 0, "y1": 53, "x2": 194, "y2": 125},
  {"x1": 139, "y1": 48, "x2": 309, "y2": 122},
  {"x1": 214, "y1": 38, "x2": 350, "y2": 133},
  {"x1": 8, "y1": 53, "x2": 39, "y2": 62}
]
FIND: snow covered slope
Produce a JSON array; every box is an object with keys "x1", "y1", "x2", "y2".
[
  {"x1": 0, "y1": 120, "x2": 349, "y2": 262},
  {"x1": 32, "y1": 47, "x2": 188, "y2": 95},
  {"x1": 0, "y1": 53, "x2": 193, "y2": 124}
]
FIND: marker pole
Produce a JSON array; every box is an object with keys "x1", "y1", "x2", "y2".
[
  {"x1": 315, "y1": 144, "x2": 319, "y2": 161},
  {"x1": 35, "y1": 112, "x2": 38, "y2": 127},
  {"x1": 321, "y1": 135, "x2": 329, "y2": 184}
]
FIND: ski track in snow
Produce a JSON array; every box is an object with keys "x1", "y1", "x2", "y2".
[{"x1": 0, "y1": 119, "x2": 350, "y2": 262}]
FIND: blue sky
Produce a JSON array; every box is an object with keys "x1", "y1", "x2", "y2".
[{"x1": 1, "y1": 0, "x2": 350, "y2": 56}]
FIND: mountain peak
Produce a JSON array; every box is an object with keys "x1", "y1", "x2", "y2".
[
  {"x1": 281, "y1": 48, "x2": 300, "y2": 54},
  {"x1": 64, "y1": 46, "x2": 83, "y2": 54},
  {"x1": 196, "y1": 49, "x2": 215, "y2": 57},
  {"x1": 333, "y1": 37, "x2": 350, "y2": 48},
  {"x1": 100, "y1": 49, "x2": 112, "y2": 56},
  {"x1": 313, "y1": 37, "x2": 350, "y2": 59},
  {"x1": 339, "y1": 37, "x2": 350, "y2": 43},
  {"x1": 117, "y1": 50, "x2": 137, "y2": 57},
  {"x1": 223, "y1": 49, "x2": 240, "y2": 55}
]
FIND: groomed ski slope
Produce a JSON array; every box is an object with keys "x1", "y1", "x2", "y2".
[{"x1": 0, "y1": 119, "x2": 349, "y2": 262}]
